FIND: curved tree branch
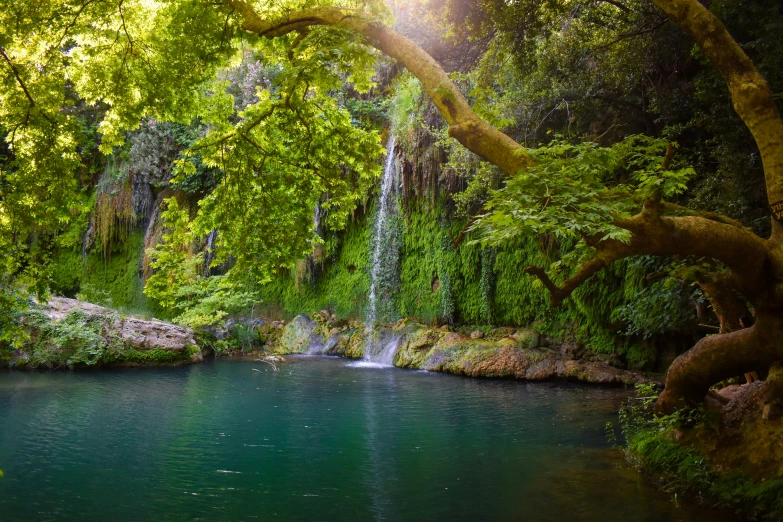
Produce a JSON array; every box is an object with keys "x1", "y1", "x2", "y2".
[
  {"x1": 659, "y1": 201, "x2": 749, "y2": 230},
  {"x1": 526, "y1": 208, "x2": 769, "y2": 306},
  {"x1": 650, "y1": 0, "x2": 783, "y2": 238},
  {"x1": 222, "y1": 1, "x2": 533, "y2": 176},
  {"x1": 655, "y1": 314, "x2": 783, "y2": 414},
  {"x1": 525, "y1": 244, "x2": 632, "y2": 307}
]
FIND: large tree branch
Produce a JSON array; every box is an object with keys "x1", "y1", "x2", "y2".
[
  {"x1": 526, "y1": 250, "x2": 627, "y2": 307},
  {"x1": 650, "y1": 0, "x2": 783, "y2": 238},
  {"x1": 656, "y1": 311, "x2": 783, "y2": 414},
  {"x1": 659, "y1": 201, "x2": 748, "y2": 230},
  {"x1": 222, "y1": 1, "x2": 532, "y2": 176},
  {"x1": 526, "y1": 208, "x2": 769, "y2": 306}
]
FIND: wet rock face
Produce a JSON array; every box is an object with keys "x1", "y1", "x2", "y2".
[
  {"x1": 43, "y1": 297, "x2": 200, "y2": 359},
  {"x1": 397, "y1": 329, "x2": 645, "y2": 385},
  {"x1": 266, "y1": 313, "x2": 650, "y2": 386}
]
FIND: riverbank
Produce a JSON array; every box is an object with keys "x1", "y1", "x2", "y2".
[
  {"x1": 262, "y1": 312, "x2": 651, "y2": 385},
  {"x1": 619, "y1": 381, "x2": 783, "y2": 521},
  {"x1": 4, "y1": 299, "x2": 652, "y2": 387}
]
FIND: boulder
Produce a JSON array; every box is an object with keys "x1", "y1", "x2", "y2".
[
  {"x1": 36, "y1": 297, "x2": 202, "y2": 365},
  {"x1": 276, "y1": 314, "x2": 322, "y2": 354},
  {"x1": 510, "y1": 328, "x2": 541, "y2": 349},
  {"x1": 44, "y1": 297, "x2": 198, "y2": 356}
]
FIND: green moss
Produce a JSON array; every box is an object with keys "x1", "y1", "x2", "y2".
[
  {"x1": 102, "y1": 347, "x2": 188, "y2": 364},
  {"x1": 626, "y1": 428, "x2": 783, "y2": 519},
  {"x1": 50, "y1": 230, "x2": 165, "y2": 318},
  {"x1": 257, "y1": 214, "x2": 373, "y2": 318}
]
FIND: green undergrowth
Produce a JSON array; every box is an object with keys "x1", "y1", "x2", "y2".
[
  {"x1": 617, "y1": 385, "x2": 783, "y2": 520},
  {"x1": 50, "y1": 230, "x2": 165, "y2": 319}
]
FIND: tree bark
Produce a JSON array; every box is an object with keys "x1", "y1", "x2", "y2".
[
  {"x1": 696, "y1": 272, "x2": 750, "y2": 333},
  {"x1": 657, "y1": 312, "x2": 783, "y2": 414},
  {"x1": 649, "y1": 0, "x2": 783, "y2": 239}
]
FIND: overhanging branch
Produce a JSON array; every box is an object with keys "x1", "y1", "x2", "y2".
[
  {"x1": 222, "y1": 1, "x2": 532, "y2": 176},
  {"x1": 526, "y1": 246, "x2": 630, "y2": 306},
  {"x1": 526, "y1": 207, "x2": 769, "y2": 306}
]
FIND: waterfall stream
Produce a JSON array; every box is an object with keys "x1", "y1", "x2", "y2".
[{"x1": 363, "y1": 135, "x2": 402, "y2": 366}]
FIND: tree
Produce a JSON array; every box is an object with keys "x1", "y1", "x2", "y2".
[
  {"x1": 1, "y1": 0, "x2": 781, "y2": 412},
  {"x1": 221, "y1": 0, "x2": 783, "y2": 413}
]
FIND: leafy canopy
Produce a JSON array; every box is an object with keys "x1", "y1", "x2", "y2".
[
  {"x1": 471, "y1": 135, "x2": 695, "y2": 260},
  {"x1": 0, "y1": 0, "x2": 389, "y2": 300}
]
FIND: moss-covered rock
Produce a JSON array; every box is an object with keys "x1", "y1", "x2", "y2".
[
  {"x1": 9, "y1": 298, "x2": 202, "y2": 369},
  {"x1": 275, "y1": 314, "x2": 322, "y2": 354},
  {"x1": 266, "y1": 315, "x2": 650, "y2": 385}
]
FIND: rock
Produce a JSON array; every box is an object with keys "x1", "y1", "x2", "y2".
[
  {"x1": 276, "y1": 314, "x2": 322, "y2": 354},
  {"x1": 484, "y1": 327, "x2": 516, "y2": 341},
  {"x1": 43, "y1": 297, "x2": 198, "y2": 353},
  {"x1": 510, "y1": 328, "x2": 541, "y2": 349},
  {"x1": 264, "y1": 316, "x2": 650, "y2": 387},
  {"x1": 118, "y1": 317, "x2": 197, "y2": 352},
  {"x1": 558, "y1": 343, "x2": 584, "y2": 360}
]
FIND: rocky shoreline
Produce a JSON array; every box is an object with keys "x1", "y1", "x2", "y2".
[
  {"x1": 255, "y1": 311, "x2": 651, "y2": 385},
  {"x1": 7, "y1": 300, "x2": 652, "y2": 386}
]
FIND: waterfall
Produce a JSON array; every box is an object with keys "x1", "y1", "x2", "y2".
[
  {"x1": 204, "y1": 229, "x2": 218, "y2": 275},
  {"x1": 362, "y1": 135, "x2": 402, "y2": 366}
]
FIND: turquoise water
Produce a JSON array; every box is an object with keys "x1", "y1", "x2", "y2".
[{"x1": 0, "y1": 357, "x2": 729, "y2": 521}]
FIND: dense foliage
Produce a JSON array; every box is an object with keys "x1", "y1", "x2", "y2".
[{"x1": 1, "y1": 0, "x2": 780, "y2": 375}]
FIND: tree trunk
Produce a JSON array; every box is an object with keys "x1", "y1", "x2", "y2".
[
  {"x1": 697, "y1": 272, "x2": 751, "y2": 333},
  {"x1": 657, "y1": 310, "x2": 783, "y2": 414}
]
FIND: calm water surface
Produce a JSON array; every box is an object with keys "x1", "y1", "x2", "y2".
[{"x1": 0, "y1": 357, "x2": 731, "y2": 521}]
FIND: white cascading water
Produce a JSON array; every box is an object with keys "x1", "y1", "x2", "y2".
[
  {"x1": 361, "y1": 135, "x2": 402, "y2": 366},
  {"x1": 367, "y1": 135, "x2": 397, "y2": 328}
]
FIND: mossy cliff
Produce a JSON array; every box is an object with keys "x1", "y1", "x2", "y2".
[
  {"x1": 50, "y1": 230, "x2": 164, "y2": 319},
  {"x1": 256, "y1": 199, "x2": 696, "y2": 373}
]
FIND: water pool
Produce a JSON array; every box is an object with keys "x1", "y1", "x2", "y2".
[{"x1": 0, "y1": 356, "x2": 729, "y2": 521}]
